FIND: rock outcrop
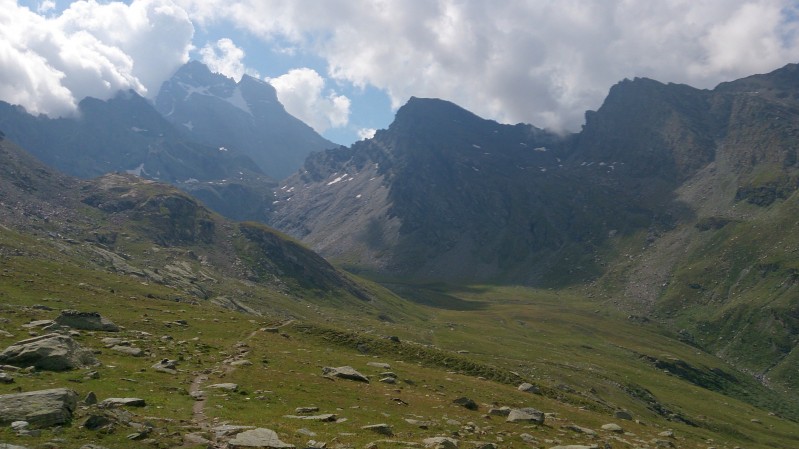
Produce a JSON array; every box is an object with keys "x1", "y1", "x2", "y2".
[
  {"x1": 0, "y1": 388, "x2": 79, "y2": 427},
  {"x1": 54, "y1": 310, "x2": 119, "y2": 332},
  {"x1": 0, "y1": 334, "x2": 97, "y2": 371},
  {"x1": 227, "y1": 428, "x2": 295, "y2": 448},
  {"x1": 322, "y1": 366, "x2": 369, "y2": 383}
]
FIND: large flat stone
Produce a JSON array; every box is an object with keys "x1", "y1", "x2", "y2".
[
  {"x1": 228, "y1": 428, "x2": 295, "y2": 448},
  {"x1": 0, "y1": 388, "x2": 78, "y2": 427}
]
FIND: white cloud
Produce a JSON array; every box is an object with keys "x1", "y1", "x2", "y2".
[
  {"x1": 267, "y1": 68, "x2": 351, "y2": 133},
  {"x1": 200, "y1": 37, "x2": 259, "y2": 81},
  {"x1": 0, "y1": 0, "x2": 193, "y2": 117},
  {"x1": 357, "y1": 128, "x2": 376, "y2": 140},
  {"x1": 37, "y1": 0, "x2": 56, "y2": 14},
  {"x1": 173, "y1": 0, "x2": 799, "y2": 131}
]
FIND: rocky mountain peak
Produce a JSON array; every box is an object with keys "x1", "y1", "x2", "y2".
[{"x1": 154, "y1": 61, "x2": 334, "y2": 179}]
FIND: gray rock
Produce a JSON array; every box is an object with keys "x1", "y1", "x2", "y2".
[
  {"x1": 361, "y1": 423, "x2": 393, "y2": 436},
  {"x1": 22, "y1": 320, "x2": 53, "y2": 329},
  {"x1": 453, "y1": 397, "x2": 478, "y2": 410},
  {"x1": 99, "y1": 397, "x2": 146, "y2": 408},
  {"x1": 184, "y1": 433, "x2": 213, "y2": 446},
  {"x1": 506, "y1": 408, "x2": 545, "y2": 424},
  {"x1": 10, "y1": 421, "x2": 29, "y2": 432},
  {"x1": 0, "y1": 388, "x2": 78, "y2": 427},
  {"x1": 322, "y1": 366, "x2": 369, "y2": 382},
  {"x1": 295, "y1": 406, "x2": 319, "y2": 414},
  {"x1": 213, "y1": 424, "x2": 256, "y2": 437},
  {"x1": 658, "y1": 430, "x2": 674, "y2": 437},
  {"x1": 404, "y1": 418, "x2": 433, "y2": 428},
  {"x1": 282, "y1": 414, "x2": 337, "y2": 422},
  {"x1": 228, "y1": 428, "x2": 295, "y2": 448},
  {"x1": 488, "y1": 406, "x2": 511, "y2": 416},
  {"x1": 423, "y1": 437, "x2": 458, "y2": 448},
  {"x1": 0, "y1": 334, "x2": 97, "y2": 371},
  {"x1": 83, "y1": 415, "x2": 112, "y2": 430},
  {"x1": 517, "y1": 382, "x2": 540, "y2": 394},
  {"x1": 472, "y1": 443, "x2": 496, "y2": 449},
  {"x1": 111, "y1": 345, "x2": 143, "y2": 357},
  {"x1": 613, "y1": 410, "x2": 632, "y2": 420},
  {"x1": 84, "y1": 392, "x2": 98, "y2": 405},
  {"x1": 565, "y1": 424, "x2": 596, "y2": 436},
  {"x1": 208, "y1": 383, "x2": 238, "y2": 391},
  {"x1": 367, "y1": 362, "x2": 391, "y2": 369},
  {"x1": 54, "y1": 310, "x2": 119, "y2": 332},
  {"x1": 230, "y1": 359, "x2": 253, "y2": 366},
  {"x1": 519, "y1": 433, "x2": 537, "y2": 443},
  {"x1": 379, "y1": 377, "x2": 397, "y2": 384},
  {"x1": 601, "y1": 423, "x2": 623, "y2": 433},
  {"x1": 0, "y1": 373, "x2": 13, "y2": 384},
  {"x1": 79, "y1": 445, "x2": 111, "y2": 449},
  {"x1": 0, "y1": 443, "x2": 31, "y2": 449},
  {"x1": 152, "y1": 359, "x2": 178, "y2": 374}
]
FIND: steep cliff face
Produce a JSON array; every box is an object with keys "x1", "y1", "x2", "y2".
[{"x1": 155, "y1": 61, "x2": 335, "y2": 179}]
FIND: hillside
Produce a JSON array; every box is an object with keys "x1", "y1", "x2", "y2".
[
  {"x1": 269, "y1": 64, "x2": 799, "y2": 397},
  {"x1": 1, "y1": 137, "x2": 798, "y2": 448}
]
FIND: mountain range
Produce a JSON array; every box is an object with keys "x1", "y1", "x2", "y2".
[
  {"x1": 155, "y1": 60, "x2": 335, "y2": 180},
  {"x1": 270, "y1": 64, "x2": 799, "y2": 394},
  {"x1": 0, "y1": 60, "x2": 798, "y2": 448}
]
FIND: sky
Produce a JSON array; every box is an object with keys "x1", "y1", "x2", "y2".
[{"x1": 3, "y1": 1, "x2": 799, "y2": 146}]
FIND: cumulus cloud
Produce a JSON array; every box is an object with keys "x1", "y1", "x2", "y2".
[
  {"x1": 268, "y1": 68, "x2": 351, "y2": 133},
  {"x1": 200, "y1": 38, "x2": 259, "y2": 81},
  {"x1": 357, "y1": 128, "x2": 376, "y2": 140},
  {"x1": 174, "y1": 0, "x2": 799, "y2": 131},
  {"x1": 0, "y1": 0, "x2": 193, "y2": 117}
]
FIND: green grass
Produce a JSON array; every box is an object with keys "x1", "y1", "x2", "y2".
[{"x1": 2, "y1": 223, "x2": 799, "y2": 448}]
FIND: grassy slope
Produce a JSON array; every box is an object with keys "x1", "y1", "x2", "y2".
[{"x1": 1, "y1": 225, "x2": 798, "y2": 448}]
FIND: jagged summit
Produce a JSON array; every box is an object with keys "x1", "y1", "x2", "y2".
[{"x1": 155, "y1": 61, "x2": 335, "y2": 179}]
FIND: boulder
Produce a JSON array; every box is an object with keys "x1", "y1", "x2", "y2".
[
  {"x1": 423, "y1": 437, "x2": 458, "y2": 448},
  {"x1": 111, "y1": 345, "x2": 143, "y2": 357},
  {"x1": 361, "y1": 423, "x2": 393, "y2": 436},
  {"x1": 208, "y1": 383, "x2": 238, "y2": 391},
  {"x1": 0, "y1": 334, "x2": 97, "y2": 371},
  {"x1": 99, "y1": 398, "x2": 146, "y2": 408},
  {"x1": 453, "y1": 397, "x2": 478, "y2": 410},
  {"x1": 282, "y1": 414, "x2": 337, "y2": 422},
  {"x1": 613, "y1": 410, "x2": 632, "y2": 420},
  {"x1": 488, "y1": 406, "x2": 511, "y2": 416},
  {"x1": 228, "y1": 428, "x2": 295, "y2": 448},
  {"x1": 152, "y1": 359, "x2": 178, "y2": 374},
  {"x1": 0, "y1": 372, "x2": 14, "y2": 384},
  {"x1": 367, "y1": 362, "x2": 391, "y2": 369},
  {"x1": 322, "y1": 366, "x2": 369, "y2": 382},
  {"x1": 54, "y1": 310, "x2": 119, "y2": 332},
  {"x1": 565, "y1": 424, "x2": 596, "y2": 436},
  {"x1": 0, "y1": 388, "x2": 78, "y2": 427},
  {"x1": 0, "y1": 443, "x2": 30, "y2": 449},
  {"x1": 601, "y1": 423, "x2": 624, "y2": 433},
  {"x1": 506, "y1": 408, "x2": 545, "y2": 424},
  {"x1": 517, "y1": 382, "x2": 540, "y2": 394}
]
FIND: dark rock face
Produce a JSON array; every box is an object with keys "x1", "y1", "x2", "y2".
[
  {"x1": 0, "y1": 334, "x2": 98, "y2": 371},
  {"x1": 155, "y1": 61, "x2": 335, "y2": 179},
  {"x1": 0, "y1": 388, "x2": 79, "y2": 427},
  {"x1": 0, "y1": 91, "x2": 261, "y2": 184}
]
